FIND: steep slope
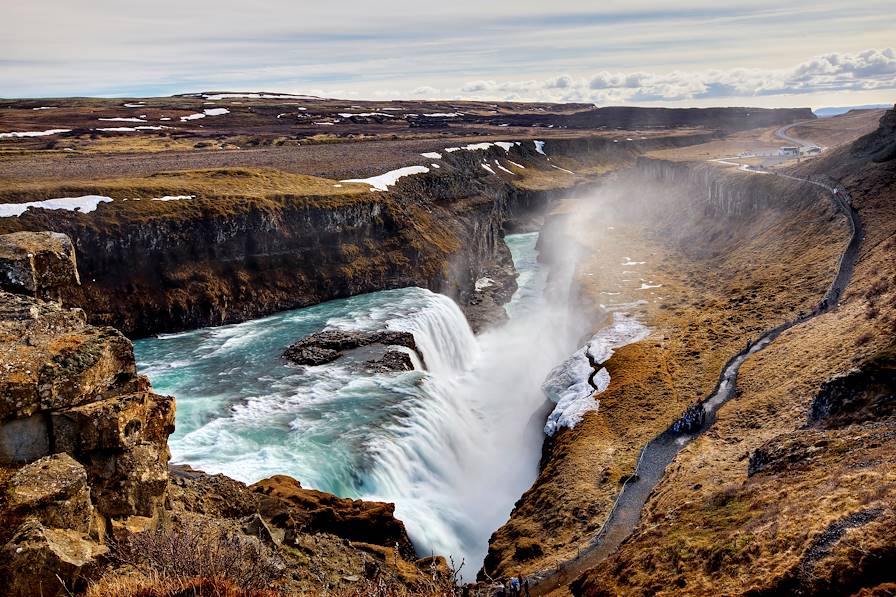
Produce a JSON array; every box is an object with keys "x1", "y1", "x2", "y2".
[
  {"x1": 573, "y1": 107, "x2": 896, "y2": 596},
  {"x1": 482, "y1": 155, "x2": 851, "y2": 582}
]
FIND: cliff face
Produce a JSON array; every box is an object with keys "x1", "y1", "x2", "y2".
[
  {"x1": 0, "y1": 133, "x2": 711, "y2": 338},
  {"x1": 633, "y1": 157, "x2": 823, "y2": 217}
]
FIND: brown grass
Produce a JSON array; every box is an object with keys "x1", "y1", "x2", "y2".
[{"x1": 574, "y1": 122, "x2": 896, "y2": 596}]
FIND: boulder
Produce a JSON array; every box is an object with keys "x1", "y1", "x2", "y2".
[
  {"x1": 0, "y1": 294, "x2": 137, "y2": 422},
  {"x1": 86, "y1": 443, "x2": 171, "y2": 519},
  {"x1": 0, "y1": 232, "x2": 79, "y2": 302},
  {"x1": 366, "y1": 349, "x2": 416, "y2": 373},
  {"x1": 283, "y1": 329, "x2": 420, "y2": 367},
  {"x1": 168, "y1": 464, "x2": 261, "y2": 519},
  {"x1": 5, "y1": 454, "x2": 93, "y2": 533},
  {"x1": 0, "y1": 519, "x2": 107, "y2": 597},
  {"x1": 51, "y1": 390, "x2": 175, "y2": 453},
  {"x1": 252, "y1": 474, "x2": 415, "y2": 559}
]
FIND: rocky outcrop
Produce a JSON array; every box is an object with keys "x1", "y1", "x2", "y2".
[
  {"x1": 251, "y1": 474, "x2": 416, "y2": 559},
  {"x1": 851, "y1": 104, "x2": 896, "y2": 163},
  {"x1": 0, "y1": 287, "x2": 175, "y2": 522},
  {"x1": 0, "y1": 231, "x2": 79, "y2": 302},
  {"x1": 0, "y1": 231, "x2": 175, "y2": 595},
  {"x1": 2, "y1": 520, "x2": 108, "y2": 597},
  {"x1": 283, "y1": 329, "x2": 421, "y2": 367},
  {"x1": 366, "y1": 349, "x2": 416, "y2": 373},
  {"x1": 808, "y1": 347, "x2": 895, "y2": 428}
]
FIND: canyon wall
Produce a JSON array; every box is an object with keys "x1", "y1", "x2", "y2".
[
  {"x1": 0, "y1": 133, "x2": 712, "y2": 337},
  {"x1": 482, "y1": 154, "x2": 846, "y2": 580}
]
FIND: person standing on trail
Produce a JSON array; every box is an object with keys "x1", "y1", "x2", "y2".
[{"x1": 511, "y1": 576, "x2": 521, "y2": 596}]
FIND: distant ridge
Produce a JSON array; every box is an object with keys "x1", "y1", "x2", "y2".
[{"x1": 813, "y1": 104, "x2": 891, "y2": 118}]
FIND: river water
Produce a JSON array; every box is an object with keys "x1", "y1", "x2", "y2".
[{"x1": 135, "y1": 232, "x2": 581, "y2": 575}]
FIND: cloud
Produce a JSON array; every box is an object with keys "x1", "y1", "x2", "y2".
[{"x1": 446, "y1": 48, "x2": 896, "y2": 104}]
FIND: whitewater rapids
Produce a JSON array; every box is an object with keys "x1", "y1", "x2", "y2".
[{"x1": 135, "y1": 232, "x2": 583, "y2": 577}]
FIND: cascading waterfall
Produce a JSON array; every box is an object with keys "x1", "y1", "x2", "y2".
[{"x1": 134, "y1": 232, "x2": 583, "y2": 578}]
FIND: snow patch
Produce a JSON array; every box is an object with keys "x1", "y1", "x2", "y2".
[
  {"x1": 338, "y1": 112, "x2": 394, "y2": 118},
  {"x1": 552, "y1": 164, "x2": 574, "y2": 174},
  {"x1": 0, "y1": 195, "x2": 112, "y2": 217},
  {"x1": 474, "y1": 277, "x2": 495, "y2": 291},
  {"x1": 97, "y1": 126, "x2": 166, "y2": 132},
  {"x1": 152, "y1": 195, "x2": 194, "y2": 202},
  {"x1": 495, "y1": 162, "x2": 516, "y2": 175},
  {"x1": 421, "y1": 152, "x2": 442, "y2": 159},
  {"x1": 622, "y1": 257, "x2": 647, "y2": 266},
  {"x1": 0, "y1": 129, "x2": 71, "y2": 139},
  {"x1": 533, "y1": 140, "x2": 546, "y2": 155},
  {"x1": 341, "y1": 165, "x2": 430, "y2": 191},
  {"x1": 98, "y1": 117, "x2": 147, "y2": 122},
  {"x1": 180, "y1": 108, "x2": 230, "y2": 122},
  {"x1": 542, "y1": 313, "x2": 649, "y2": 436},
  {"x1": 481, "y1": 163, "x2": 496, "y2": 175},
  {"x1": 32, "y1": 106, "x2": 57, "y2": 110}
]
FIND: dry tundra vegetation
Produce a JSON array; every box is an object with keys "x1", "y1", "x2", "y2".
[{"x1": 0, "y1": 94, "x2": 893, "y2": 597}]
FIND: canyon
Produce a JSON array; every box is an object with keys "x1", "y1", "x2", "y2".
[{"x1": 0, "y1": 97, "x2": 893, "y2": 596}]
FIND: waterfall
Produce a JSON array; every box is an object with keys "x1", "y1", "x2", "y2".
[
  {"x1": 134, "y1": 233, "x2": 568, "y2": 581},
  {"x1": 386, "y1": 290, "x2": 479, "y2": 376}
]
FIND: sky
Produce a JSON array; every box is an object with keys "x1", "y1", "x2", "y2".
[{"x1": 2, "y1": 0, "x2": 895, "y2": 108}]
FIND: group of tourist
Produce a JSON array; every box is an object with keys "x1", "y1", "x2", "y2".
[
  {"x1": 672, "y1": 402, "x2": 706, "y2": 434},
  {"x1": 491, "y1": 573, "x2": 530, "y2": 596}
]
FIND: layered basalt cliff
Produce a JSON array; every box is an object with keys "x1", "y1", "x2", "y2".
[{"x1": 0, "y1": 133, "x2": 712, "y2": 338}]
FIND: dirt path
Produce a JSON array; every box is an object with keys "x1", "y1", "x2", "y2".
[{"x1": 526, "y1": 169, "x2": 863, "y2": 596}]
